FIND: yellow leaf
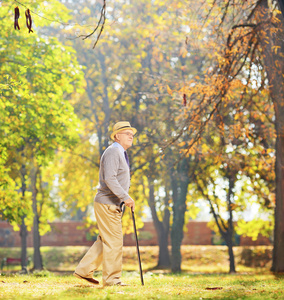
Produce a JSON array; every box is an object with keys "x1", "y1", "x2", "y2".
[{"x1": 167, "y1": 85, "x2": 173, "y2": 96}]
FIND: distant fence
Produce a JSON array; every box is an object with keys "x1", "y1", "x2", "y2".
[{"x1": 0, "y1": 221, "x2": 271, "y2": 247}]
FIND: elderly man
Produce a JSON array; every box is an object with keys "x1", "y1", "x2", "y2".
[{"x1": 73, "y1": 121, "x2": 136, "y2": 287}]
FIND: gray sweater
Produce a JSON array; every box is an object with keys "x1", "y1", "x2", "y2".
[{"x1": 94, "y1": 145, "x2": 132, "y2": 206}]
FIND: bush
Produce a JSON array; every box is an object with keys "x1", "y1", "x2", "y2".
[{"x1": 240, "y1": 247, "x2": 272, "y2": 267}]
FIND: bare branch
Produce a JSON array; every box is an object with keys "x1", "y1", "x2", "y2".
[{"x1": 76, "y1": 0, "x2": 106, "y2": 49}]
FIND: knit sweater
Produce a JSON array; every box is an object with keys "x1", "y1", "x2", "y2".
[{"x1": 94, "y1": 144, "x2": 132, "y2": 206}]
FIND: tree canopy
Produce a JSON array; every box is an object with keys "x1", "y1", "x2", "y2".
[{"x1": 1, "y1": 0, "x2": 283, "y2": 272}]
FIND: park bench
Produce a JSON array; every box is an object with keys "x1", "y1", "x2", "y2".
[{"x1": 1, "y1": 257, "x2": 31, "y2": 270}]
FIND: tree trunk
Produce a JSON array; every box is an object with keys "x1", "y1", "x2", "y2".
[
  {"x1": 31, "y1": 165, "x2": 43, "y2": 270},
  {"x1": 202, "y1": 172, "x2": 236, "y2": 273},
  {"x1": 227, "y1": 175, "x2": 236, "y2": 273},
  {"x1": 86, "y1": 79, "x2": 103, "y2": 156},
  {"x1": 98, "y1": 50, "x2": 111, "y2": 154},
  {"x1": 20, "y1": 216, "x2": 28, "y2": 273},
  {"x1": 147, "y1": 181, "x2": 171, "y2": 268},
  {"x1": 170, "y1": 160, "x2": 190, "y2": 273},
  {"x1": 278, "y1": 0, "x2": 284, "y2": 17},
  {"x1": 157, "y1": 230, "x2": 170, "y2": 268},
  {"x1": 20, "y1": 161, "x2": 28, "y2": 273},
  {"x1": 256, "y1": 0, "x2": 284, "y2": 272},
  {"x1": 272, "y1": 115, "x2": 284, "y2": 272},
  {"x1": 226, "y1": 237, "x2": 236, "y2": 274}
]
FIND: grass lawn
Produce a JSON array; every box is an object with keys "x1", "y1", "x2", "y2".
[
  {"x1": 0, "y1": 272, "x2": 283, "y2": 299},
  {"x1": 0, "y1": 246, "x2": 283, "y2": 299}
]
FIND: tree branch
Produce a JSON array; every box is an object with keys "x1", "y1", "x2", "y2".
[{"x1": 76, "y1": 0, "x2": 106, "y2": 49}]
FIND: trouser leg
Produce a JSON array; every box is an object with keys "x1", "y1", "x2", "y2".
[
  {"x1": 74, "y1": 235, "x2": 103, "y2": 278},
  {"x1": 94, "y1": 202, "x2": 123, "y2": 286}
]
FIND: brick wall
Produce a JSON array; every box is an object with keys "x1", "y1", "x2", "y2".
[{"x1": 0, "y1": 221, "x2": 271, "y2": 247}]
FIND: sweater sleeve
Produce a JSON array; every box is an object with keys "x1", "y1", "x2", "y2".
[{"x1": 102, "y1": 148, "x2": 131, "y2": 202}]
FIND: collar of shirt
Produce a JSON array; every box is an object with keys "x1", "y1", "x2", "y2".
[{"x1": 112, "y1": 141, "x2": 125, "y2": 155}]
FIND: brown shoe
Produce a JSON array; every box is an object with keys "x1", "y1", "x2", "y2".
[{"x1": 73, "y1": 272, "x2": 99, "y2": 285}]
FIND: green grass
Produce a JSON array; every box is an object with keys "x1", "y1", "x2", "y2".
[
  {"x1": 0, "y1": 245, "x2": 282, "y2": 299},
  {"x1": 0, "y1": 272, "x2": 283, "y2": 299}
]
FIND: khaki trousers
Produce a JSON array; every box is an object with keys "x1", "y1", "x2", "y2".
[{"x1": 75, "y1": 201, "x2": 123, "y2": 286}]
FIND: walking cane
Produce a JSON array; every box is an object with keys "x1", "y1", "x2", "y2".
[
  {"x1": 131, "y1": 209, "x2": 144, "y2": 286},
  {"x1": 120, "y1": 202, "x2": 144, "y2": 286}
]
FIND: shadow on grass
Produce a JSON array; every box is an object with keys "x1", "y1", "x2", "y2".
[{"x1": 142, "y1": 265, "x2": 274, "y2": 277}]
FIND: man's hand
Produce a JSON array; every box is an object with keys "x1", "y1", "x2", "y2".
[{"x1": 124, "y1": 198, "x2": 135, "y2": 211}]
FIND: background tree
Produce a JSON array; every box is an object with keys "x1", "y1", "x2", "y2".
[
  {"x1": 168, "y1": 0, "x2": 282, "y2": 272},
  {"x1": 0, "y1": 1, "x2": 84, "y2": 270},
  {"x1": 193, "y1": 90, "x2": 275, "y2": 273}
]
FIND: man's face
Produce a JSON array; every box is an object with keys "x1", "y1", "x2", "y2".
[{"x1": 116, "y1": 129, "x2": 134, "y2": 150}]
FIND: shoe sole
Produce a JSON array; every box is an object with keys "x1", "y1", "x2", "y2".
[{"x1": 73, "y1": 272, "x2": 99, "y2": 285}]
